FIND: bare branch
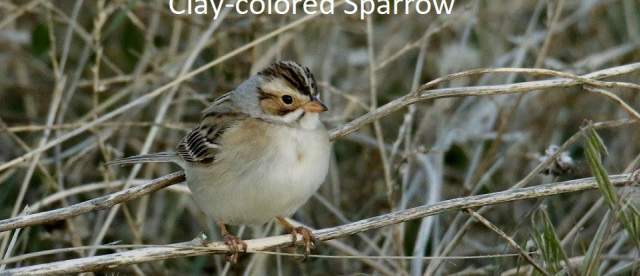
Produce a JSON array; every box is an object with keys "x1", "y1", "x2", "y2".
[
  {"x1": 330, "y1": 62, "x2": 640, "y2": 140},
  {"x1": 2, "y1": 174, "x2": 634, "y2": 275},
  {"x1": 0, "y1": 172, "x2": 185, "y2": 233}
]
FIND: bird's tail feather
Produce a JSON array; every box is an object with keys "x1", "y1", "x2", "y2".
[{"x1": 106, "y1": 152, "x2": 179, "y2": 166}]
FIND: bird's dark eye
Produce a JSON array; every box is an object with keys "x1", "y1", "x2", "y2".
[{"x1": 281, "y1": 95, "x2": 293, "y2": 104}]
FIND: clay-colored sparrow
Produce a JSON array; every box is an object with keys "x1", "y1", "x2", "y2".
[{"x1": 110, "y1": 61, "x2": 330, "y2": 261}]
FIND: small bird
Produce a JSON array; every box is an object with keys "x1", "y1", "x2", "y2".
[{"x1": 109, "y1": 61, "x2": 331, "y2": 262}]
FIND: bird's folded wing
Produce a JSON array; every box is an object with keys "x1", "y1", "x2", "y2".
[{"x1": 177, "y1": 95, "x2": 245, "y2": 165}]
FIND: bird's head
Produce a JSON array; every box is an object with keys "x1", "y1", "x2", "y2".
[{"x1": 244, "y1": 61, "x2": 327, "y2": 128}]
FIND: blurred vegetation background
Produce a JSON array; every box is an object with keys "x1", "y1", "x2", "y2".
[{"x1": 0, "y1": 0, "x2": 639, "y2": 275}]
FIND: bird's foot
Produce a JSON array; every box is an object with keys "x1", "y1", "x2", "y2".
[
  {"x1": 288, "y1": 226, "x2": 317, "y2": 260},
  {"x1": 223, "y1": 233, "x2": 247, "y2": 264}
]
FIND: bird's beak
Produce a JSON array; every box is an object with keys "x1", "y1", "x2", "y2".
[{"x1": 303, "y1": 96, "x2": 328, "y2": 113}]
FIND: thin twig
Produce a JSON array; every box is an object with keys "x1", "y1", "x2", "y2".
[
  {"x1": 465, "y1": 209, "x2": 549, "y2": 275},
  {"x1": 584, "y1": 86, "x2": 640, "y2": 120}
]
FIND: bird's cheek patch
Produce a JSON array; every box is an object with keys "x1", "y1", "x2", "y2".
[{"x1": 259, "y1": 98, "x2": 282, "y2": 116}]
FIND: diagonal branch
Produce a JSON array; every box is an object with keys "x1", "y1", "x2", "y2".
[
  {"x1": 0, "y1": 172, "x2": 185, "y2": 233},
  {"x1": 330, "y1": 62, "x2": 640, "y2": 139},
  {"x1": 465, "y1": 209, "x2": 549, "y2": 275},
  {"x1": 1, "y1": 174, "x2": 635, "y2": 275}
]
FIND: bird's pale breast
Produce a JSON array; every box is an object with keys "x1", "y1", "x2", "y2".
[{"x1": 185, "y1": 118, "x2": 330, "y2": 225}]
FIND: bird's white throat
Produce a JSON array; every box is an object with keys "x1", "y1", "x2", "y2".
[{"x1": 299, "y1": 112, "x2": 320, "y2": 130}]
